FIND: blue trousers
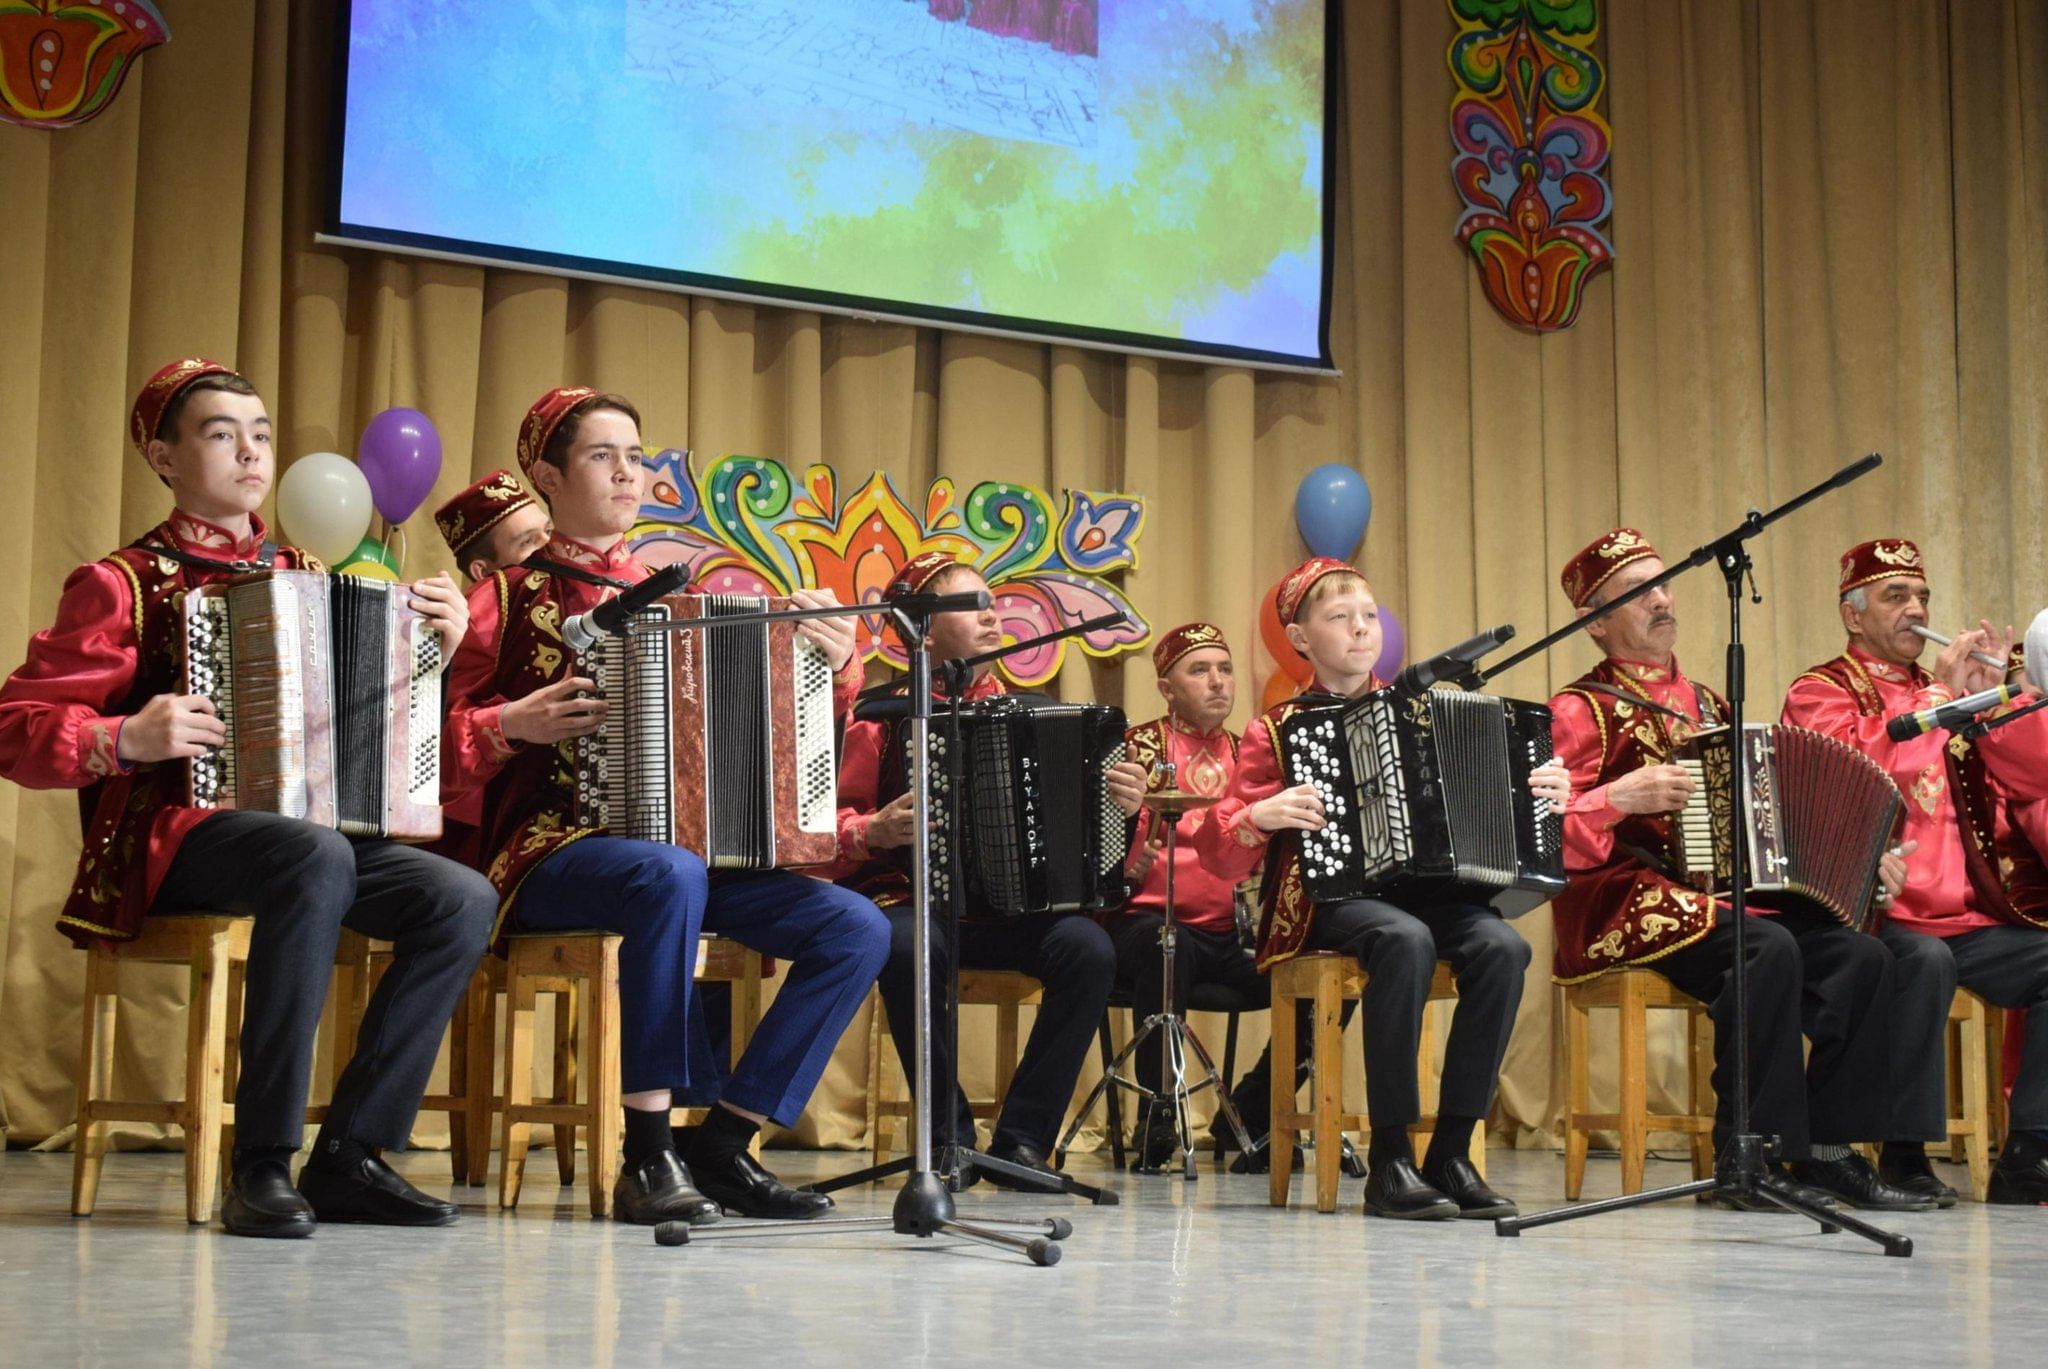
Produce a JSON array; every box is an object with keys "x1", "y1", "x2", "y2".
[{"x1": 516, "y1": 838, "x2": 889, "y2": 1126}]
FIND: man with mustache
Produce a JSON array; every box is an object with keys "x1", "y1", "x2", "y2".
[
  {"x1": 1782, "y1": 539, "x2": 2048, "y2": 1205},
  {"x1": 1550, "y1": 529, "x2": 1923, "y2": 1210}
]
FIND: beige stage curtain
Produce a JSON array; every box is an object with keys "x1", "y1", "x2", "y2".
[{"x1": 1, "y1": 0, "x2": 2043, "y2": 1155}]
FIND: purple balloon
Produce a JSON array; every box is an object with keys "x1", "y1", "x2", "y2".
[
  {"x1": 1375, "y1": 607, "x2": 1405, "y2": 679},
  {"x1": 357, "y1": 407, "x2": 443, "y2": 523}
]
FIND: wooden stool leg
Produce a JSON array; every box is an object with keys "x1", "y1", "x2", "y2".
[
  {"x1": 444, "y1": 979, "x2": 469, "y2": 1184},
  {"x1": 184, "y1": 930, "x2": 234, "y2": 1225},
  {"x1": 866, "y1": 999, "x2": 888, "y2": 1165},
  {"x1": 499, "y1": 972, "x2": 537, "y2": 1210},
  {"x1": 219, "y1": 958, "x2": 247, "y2": 1199},
  {"x1": 70, "y1": 951, "x2": 117, "y2": 1217},
  {"x1": 995, "y1": 1003, "x2": 1021, "y2": 1103},
  {"x1": 1686, "y1": 1001, "x2": 1713, "y2": 1179},
  {"x1": 1269, "y1": 988, "x2": 1297, "y2": 1210},
  {"x1": 1313, "y1": 970, "x2": 1343, "y2": 1214},
  {"x1": 1960, "y1": 998, "x2": 1990, "y2": 1202},
  {"x1": 1564, "y1": 986, "x2": 1590, "y2": 1199},
  {"x1": 553, "y1": 985, "x2": 579, "y2": 1184},
  {"x1": 588, "y1": 944, "x2": 623, "y2": 1218},
  {"x1": 463, "y1": 973, "x2": 495, "y2": 1186},
  {"x1": 1617, "y1": 973, "x2": 1649, "y2": 1197}
]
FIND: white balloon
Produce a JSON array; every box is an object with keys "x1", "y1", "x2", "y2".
[{"x1": 277, "y1": 451, "x2": 374, "y2": 565}]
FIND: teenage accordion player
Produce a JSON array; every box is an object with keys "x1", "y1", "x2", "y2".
[
  {"x1": 180, "y1": 569, "x2": 443, "y2": 838},
  {"x1": 1278, "y1": 685, "x2": 1567, "y2": 917},
  {"x1": 570, "y1": 591, "x2": 839, "y2": 868},
  {"x1": 1670, "y1": 722, "x2": 1905, "y2": 932},
  {"x1": 899, "y1": 694, "x2": 1138, "y2": 917}
]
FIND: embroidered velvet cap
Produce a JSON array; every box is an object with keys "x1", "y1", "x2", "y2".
[
  {"x1": 434, "y1": 469, "x2": 537, "y2": 560},
  {"x1": 1560, "y1": 527, "x2": 1660, "y2": 609},
  {"x1": 1153, "y1": 622, "x2": 1229, "y2": 676},
  {"x1": 1838, "y1": 539, "x2": 1926, "y2": 595}
]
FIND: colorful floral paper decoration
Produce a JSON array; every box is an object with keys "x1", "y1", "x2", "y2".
[
  {"x1": 629, "y1": 450, "x2": 1150, "y2": 688},
  {"x1": 0, "y1": 1, "x2": 168, "y2": 131},
  {"x1": 1448, "y1": 0, "x2": 1614, "y2": 331}
]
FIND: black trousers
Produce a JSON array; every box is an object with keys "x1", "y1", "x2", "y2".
[
  {"x1": 1109, "y1": 914, "x2": 1271, "y2": 1098},
  {"x1": 1881, "y1": 921, "x2": 2048, "y2": 1138},
  {"x1": 151, "y1": 811, "x2": 497, "y2": 1153},
  {"x1": 1302, "y1": 899, "x2": 1531, "y2": 1133},
  {"x1": 875, "y1": 906, "x2": 1117, "y2": 1155}
]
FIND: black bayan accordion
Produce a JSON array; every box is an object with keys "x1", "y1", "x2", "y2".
[
  {"x1": 920, "y1": 696, "x2": 1137, "y2": 918},
  {"x1": 180, "y1": 570, "x2": 443, "y2": 839},
  {"x1": 570, "y1": 593, "x2": 838, "y2": 868},
  {"x1": 1673, "y1": 723, "x2": 1904, "y2": 933},
  {"x1": 1278, "y1": 688, "x2": 1566, "y2": 918}
]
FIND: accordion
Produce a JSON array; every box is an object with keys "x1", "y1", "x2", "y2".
[
  {"x1": 180, "y1": 570, "x2": 442, "y2": 838},
  {"x1": 920, "y1": 696, "x2": 1137, "y2": 918},
  {"x1": 1278, "y1": 688, "x2": 1566, "y2": 918},
  {"x1": 1673, "y1": 723, "x2": 1904, "y2": 932},
  {"x1": 570, "y1": 593, "x2": 837, "y2": 869}
]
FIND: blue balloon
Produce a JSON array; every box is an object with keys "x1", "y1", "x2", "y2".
[{"x1": 1294, "y1": 463, "x2": 1372, "y2": 559}]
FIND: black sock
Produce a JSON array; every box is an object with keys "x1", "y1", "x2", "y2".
[
  {"x1": 1422, "y1": 1115, "x2": 1478, "y2": 1173},
  {"x1": 623, "y1": 1106, "x2": 676, "y2": 1169},
  {"x1": 306, "y1": 1129, "x2": 369, "y2": 1174},
  {"x1": 684, "y1": 1104, "x2": 760, "y2": 1166},
  {"x1": 1881, "y1": 1140, "x2": 1930, "y2": 1175},
  {"x1": 1366, "y1": 1128, "x2": 1412, "y2": 1171},
  {"x1": 231, "y1": 1143, "x2": 297, "y2": 1177}
]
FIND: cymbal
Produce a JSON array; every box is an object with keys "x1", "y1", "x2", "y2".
[{"x1": 1144, "y1": 788, "x2": 1219, "y2": 816}]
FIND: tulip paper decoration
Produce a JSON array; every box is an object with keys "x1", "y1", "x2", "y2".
[
  {"x1": 0, "y1": 1, "x2": 169, "y2": 131},
  {"x1": 1448, "y1": 0, "x2": 1614, "y2": 331},
  {"x1": 628, "y1": 450, "x2": 1150, "y2": 688}
]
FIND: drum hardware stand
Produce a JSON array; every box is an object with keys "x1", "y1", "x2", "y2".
[
  {"x1": 633, "y1": 592, "x2": 1075, "y2": 1265},
  {"x1": 1054, "y1": 776, "x2": 1258, "y2": 1179},
  {"x1": 1483, "y1": 453, "x2": 1911, "y2": 1257}
]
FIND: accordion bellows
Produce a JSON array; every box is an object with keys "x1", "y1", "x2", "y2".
[
  {"x1": 921, "y1": 696, "x2": 1136, "y2": 917},
  {"x1": 1280, "y1": 688, "x2": 1566, "y2": 918},
  {"x1": 572, "y1": 593, "x2": 837, "y2": 868},
  {"x1": 1674, "y1": 723, "x2": 1904, "y2": 932},
  {"x1": 181, "y1": 570, "x2": 443, "y2": 839}
]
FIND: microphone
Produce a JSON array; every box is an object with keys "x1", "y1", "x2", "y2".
[
  {"x1": 561, "y1": 564, "x2": 691, "y2": 652},
  {"x1": 1884, "y1": 683, "x2": 2022, "y2": 742},
  {"x1": 885, "y1": 589, "x2": 993, "y2": 617},
  {"x1": 1393, "y1": 624, "x2": 1514, "y2": 693},
  {"x1": 2026, "y1": 608, "x2": 2048, "y2": 693}
]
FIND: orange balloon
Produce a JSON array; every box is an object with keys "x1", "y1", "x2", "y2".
[
  {"x1": 1262, "y1": 669, "x2": 1304, "y2": 712},
  {"x1": 1258, "y1": 583, "x2": 1313, "y2": 682}
]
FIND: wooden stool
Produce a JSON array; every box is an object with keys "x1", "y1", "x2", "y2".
[
  {"x1": 1563, "y1": 968, "x2": 1715, "y2": 1199},
  {"x1": 1945, "y1": 989, "x2": 1995, "y2": 1201},
  {"x1": 867, "y1": 970, "x2": 1044, "y2": 1160},
  {"x1": 1266, "y1": 954, "x2": 1484, "y2": 1213},
  {"x1": 498, "y1": 932, "x2": 622, "y2": 1217},
  {"x1": 72, "y1": 918, "x2": 371, "y2": 1224}
]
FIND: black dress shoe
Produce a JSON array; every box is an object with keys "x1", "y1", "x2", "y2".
[
  {"x1": 614, "y1": 1151, "x2": 722, "y2": 1226},
  {"x1": 1879, "y1": 1155, "x2": 1959, "y2": 1209},
  {"x1": 689, "y1": 1150, "x2": 835, "y2": 1219},
  {"x1": 1363, "y1": 1158, "x2": 1458, "y2": 1220},
  {"x1": 1987, "y1": 1149, "x2": 2048, "y2": 1205},
  {"x1": 297, "y1": 1153, "x2": 459, "y2": 1227},
  {"x1": 981, "y1": 1143, "x2": 1064, "y2": 1192},
  {"x1": 1130, "y1": 1115, "x2": 1181, "y2": 1172},
  {"x1": 1788, "y1": 1154, "x2": 1937, "y2": 1212},
  {"x1": 222, "y1": 1161, "x2": 316, "y2": 1239},
  {"x1": 1228, "y1": 1139, "x2": 1304, "y2": 1175},
  {"x1": 1421, "y1": 1156, "x2": 1517, "y2": 1219},
  {"x1": 1701, "y1": 1162, "x2": 1839, "y2": 1213}
]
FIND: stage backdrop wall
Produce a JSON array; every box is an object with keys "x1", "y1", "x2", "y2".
[{"x1": 2, "y1": 0, "x2": 2043, "y2": 1155}]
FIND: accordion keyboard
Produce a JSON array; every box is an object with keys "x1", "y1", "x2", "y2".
[
  {"x1": 1285, "y1": 711, "x2": 1358, "y2": 886},
  {"x1": 185, "y1": 596, "x2": 236, "y2": 808},
  {"x1": 793, "y1": 637, "x2": 835, "y2": 834},
  {"x1": 406, "y1": 622, "x2": 442, "y2": 809}
]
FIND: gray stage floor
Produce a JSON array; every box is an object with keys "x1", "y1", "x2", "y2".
[{"x1": 1, "y1": 1146, "x2": 2043, "y2": 1366}]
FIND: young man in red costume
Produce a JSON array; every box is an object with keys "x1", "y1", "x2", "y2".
[
  {"x1": 1782, "y1": 538, "x2": 2048, "y2": 1205},
  {"x1": 0, "y1": 359, "x2": 496, "y2": 1238},
  {"x1": 443, "y1": 387, "x2": 888, "y2": 1225},
  {"x1": 830, "y1": 551, "x2": 1147, "y2": 1186},
  {"x1": 1194, "y1": 557, "x2": 1569, "y2": 1220}
]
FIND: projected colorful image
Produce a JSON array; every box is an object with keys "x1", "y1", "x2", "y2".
[{"x1": 331, "y1": 0, "x2": 1330, "y2": 366}]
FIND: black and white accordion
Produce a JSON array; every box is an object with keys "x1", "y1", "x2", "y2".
[
  {"x1": 179, "y1": 569, "x2": 442, "y2": 839},
  {"x1": 920, "y1": 696, "x2": 1137, "y2": 918},
  {"x1": 570, "y1": 593, "x2": 838, "y2": 868},
  {"x1": 1277, "y1": 688, "x2": 1565, "y2": 917},
  {"x1": 1673, "y1": 723, "x2": 1904, "y2": 933}
]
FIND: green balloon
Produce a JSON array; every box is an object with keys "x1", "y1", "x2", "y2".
[{"x1": 346, "y1": 536, "x2": 401, "y2": 573}]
